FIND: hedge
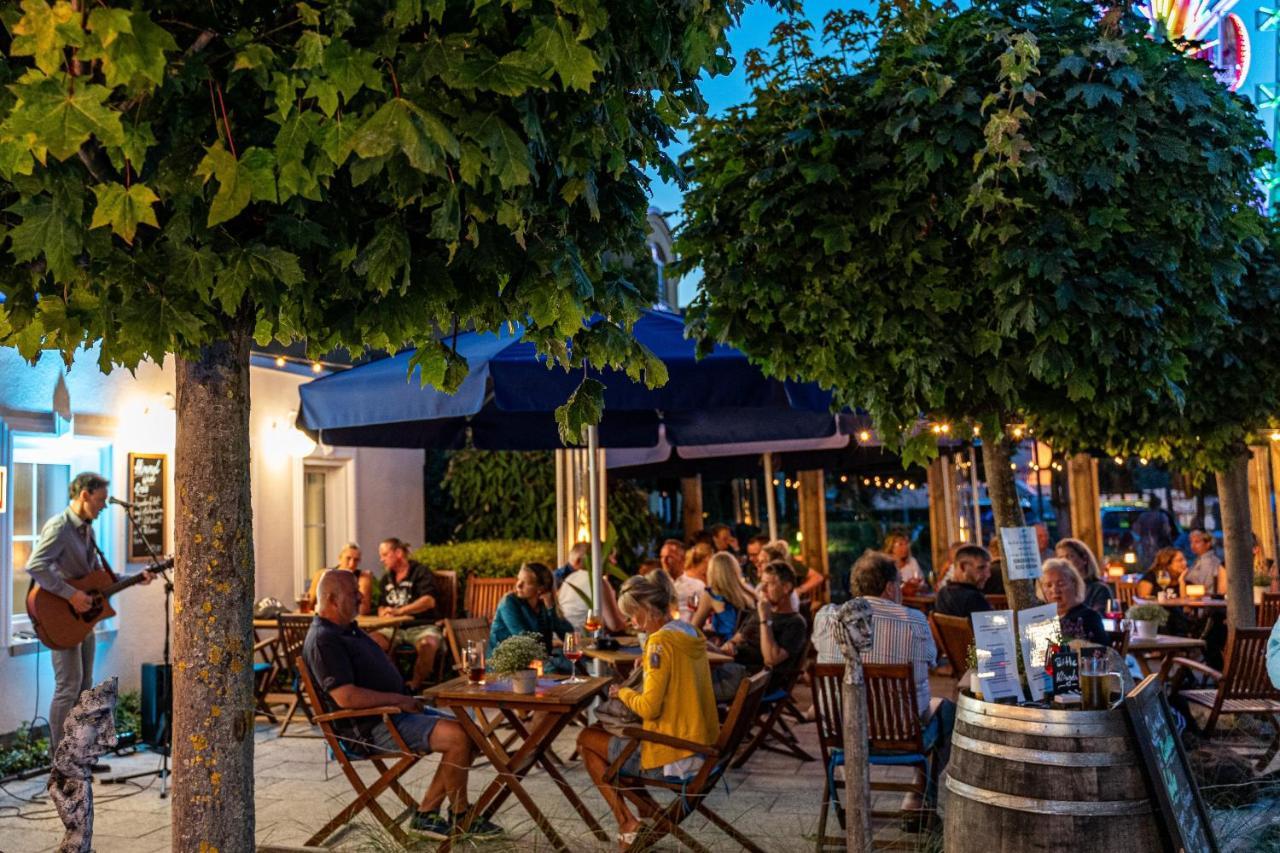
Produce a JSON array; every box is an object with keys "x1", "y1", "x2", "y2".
[{"x1": 411, "y1": 540, "x2": 557, "y2": 579}]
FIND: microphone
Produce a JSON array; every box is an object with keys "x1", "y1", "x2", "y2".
[{"x1": 108, "y1": 497, "x2": 133, "y2": 508}]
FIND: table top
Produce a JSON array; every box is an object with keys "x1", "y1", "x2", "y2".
[
  {"x1": 584, "y1": 645, "x2": 734, "y2": 665},
  {"x1": 424, "y1": 674, "x2": 610, "y2": 710},
  {"x1": 252, "y1": 614, "x2": 412, "y2": 630},
  {"x1": 1132, "y1": 596, "x2": 1228, "y2": 608},
  {"x1": 1102, "y1": 619, "x2": 1207, "y2": 651}
]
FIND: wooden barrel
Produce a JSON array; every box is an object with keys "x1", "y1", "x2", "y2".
[{"x1": 943, "y1": 691, "x2": 1162, "y2": 852}]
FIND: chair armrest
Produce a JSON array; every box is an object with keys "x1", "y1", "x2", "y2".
[
  {"x1": 313, "y1": 705, "x2": 405, "y2": 723},
  {"x1": 252, "y1": 638, "x2": 276, "y2": 654},
  {"x1": 1160, "y1": 655, "x2": 1222, "y2": 689},
  {"x1": 618, "y1": 726, "x2": 718, "y2": 757}
]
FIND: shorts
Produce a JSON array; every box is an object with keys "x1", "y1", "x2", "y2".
[
  {"x1": 372, "y1": 708, "x2": 453, "y2": 753},
  {"x1": 605, "y1": 734, "x2": 702, "y2": 782},
  {"x1": 377, "y1": 623, "x2": 442, "y2": 645}
]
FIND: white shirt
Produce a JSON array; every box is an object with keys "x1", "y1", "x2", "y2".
[
  {"x1": 898, "y1": 556, "x2": 924, "y2": 584},
  {"x1": 673, "y1": 574, "x2": 706, "y2": 622},
  {"x1": 1185, "y1": 550, "x2": 1222, "y2": 590},
  {"x1": 813, "y1": 596, "x2": 936, "y2": 714},
  {"x1": 557, "y1": 570, "x2": 592, "y2": 631}
]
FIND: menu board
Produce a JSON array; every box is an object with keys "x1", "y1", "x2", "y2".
[
  {"x1": 1123, "y1": 675, "x2": 1218, "y2": 853},
  {"x1": 1017, "y1": 603, "x2": 1059, "y2": 702},
  {"x1": 1050, "y1": 648, "x2": 1079, "y2": 696},
  {"x1": 1000, "y1": 526, "x2": 1043, "y2": 581},
  {"x1": 127, "y1": 452, "x2": 167, "y2": 561},
  {"x1": 970, "y1": 610, "x2": 1026, "y2": 703}
]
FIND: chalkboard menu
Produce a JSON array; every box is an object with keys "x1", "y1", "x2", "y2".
[
  {"x1": 1123, "y1": 675, "x2": 1218, "y2": 853},
  {"x1": 127, "y1": 452, "x2": 167, "y2": 561},
  {"x1": 1050, "y1": 648, "x2": 1079, "y2": 696}
]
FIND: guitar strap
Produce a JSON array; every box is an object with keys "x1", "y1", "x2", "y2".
[{"x1": 90, "y1": 531, "x2": 118, "y2": 582}]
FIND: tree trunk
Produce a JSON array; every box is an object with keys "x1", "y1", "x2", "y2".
[
  {"x1": 842, "y1": 668, "x2": 871, "y2": 852},
  {"x1": 981, "y1": 437, "x2": 1037, "y2": 612},
  {"x1": 1215, "y1": 452, "x2": 1256, "y2": 629},
  {"x1": 172, "y1": 317, "x2": 256, "y2": 852}
]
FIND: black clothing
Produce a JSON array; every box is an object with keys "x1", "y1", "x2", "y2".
[
  {"x1": 1059, "y1": 603, "x2": 1108, "y2": 646},
  {"x1": 303, "y1": 616, "x2": 407, "y2": 743},
  {"x1": 734, "y1": 610, "x2": 808, "y2": 692},
  {"x1": 982, "y1": 561, "x2": 1006, "y2": 595},
  {"x1": 378, "y1": 560, "x2": 440, "y2": 625},
  {"x1": 934, "y1": 582, "x2": 992, "y2": 620}
]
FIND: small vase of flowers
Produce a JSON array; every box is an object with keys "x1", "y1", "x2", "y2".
[{"x1": 489, "y1": 633, "x2": 547, "y2": 694}]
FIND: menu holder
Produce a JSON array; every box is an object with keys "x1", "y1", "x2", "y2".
[
  {"x1": 126, "y1": 452, "x2": 167, "y2": 562},
  {"x1": 1016, "y1": 603, "x2": 1059, "y2": 702},
  {"x1": 1123, "y1": 675, "x2": 1218, "y2": 853},
  {"x1": 970, "y1": 610, "x2": 1025, "y2": 703},
  {"x1": 999, "y1": 527, "x2": 1043, "y2": 581}
]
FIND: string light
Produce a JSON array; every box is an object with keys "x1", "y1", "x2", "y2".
[
  {"x1": 939, "y1": 423, "x2": 951, "y2": 434},
  {"x1": 839, "y1": 475, "x2": 848, "y2": 483},
  {"x1": 1270, "y1": 430, "x2": 1280, "y2": 442},
  {"x1": 274, "y1": 356, "x2": 286, "y2": 368},
  {"x1": 1010, "y1": 463, "x2": 1017, "y2": 470},
  {"x1": 310, "y1": 361, "x2": 323, "y2": 373},
  {"x1": 858, "y1": 430, "x2": 872, "y2": 443},
  {"x1": 772, "y1": 479, "x2": 780, "y2": 486},
  {"x1": 972, "y1": 425, "x2": 981, "y2": 436},
  {"x1": 863, "y1": 478, "x2": 871, "y2": 486},
  {"x1": 1139, "y1": 457, "x2": 1149, "y2": 466},
  {"x1": 1012, "y1": 426, "x2": 1025, "y2": 439},
  {"x1": 1114, "y1": 456, "x2": 1124, "y2": 465}
]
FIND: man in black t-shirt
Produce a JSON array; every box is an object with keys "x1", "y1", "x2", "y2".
[
  {"x1": 718, "y1": 560, "x2": 808, "y2": 692},
  {"x1": 370, "y1": 537, "x2": 443, "y2": 691},
  {"x1": 934, "y1": 545, "x2": 994, "y2": 620},
  {"x1": 304, "y1": 570, "x2": 501, "y2": 839}
]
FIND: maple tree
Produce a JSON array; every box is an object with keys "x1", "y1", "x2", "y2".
[
  {"x1": 681, "y1": 0, "x2": 1272, "y2": 614},
  {"x1": 0, "y1": 0, "x2": 741, "y2": 847}
]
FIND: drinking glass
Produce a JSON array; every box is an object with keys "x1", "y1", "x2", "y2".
[
  {"x1": 1079, "y1": 653, "x2": 1122, "y2": 711},
  {"x1": 583, "y1": 610, "x2": 601, "y2": 635},
  {"x1": 1157, "y1": 569, "x2": 1172, "y2": 594},
  {"x1": 464, "y1": 643, "x2": 486, "y2": 685},
  {"x1": 1105, "y1": 599, "x2": 1123, "y2": 620},
  {"x1": 563, "y1": 632, "x2": 584, "y2": 683}
]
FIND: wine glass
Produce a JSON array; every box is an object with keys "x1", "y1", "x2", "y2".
[
  {"x1": 584, "y1": 610, "x2": 601, "y2": 635},
  {"x1": 1157, "y1": 569, "x2": 1172, "y2": 598},
  {"x1": 563, "y1": 632, "x2": 584, "y2": 683},
  {"x1": 1106, "y1": 598, "x2": 1123, "y2": 621}
]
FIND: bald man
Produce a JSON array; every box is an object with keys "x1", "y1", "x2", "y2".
[{"x1": 303, "y1": 570, "x2": 502, "y2": 839}]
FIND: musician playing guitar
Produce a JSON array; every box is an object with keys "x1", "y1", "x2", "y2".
[{"x1": 27, "y1": 472, "x2": 155, "y2": 767}]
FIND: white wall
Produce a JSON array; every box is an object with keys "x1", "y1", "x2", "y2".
[{"x1": 0, "y1": 347, "x2": 424, "y2": 734}]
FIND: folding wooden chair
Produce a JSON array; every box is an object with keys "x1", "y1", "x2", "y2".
[
  {"x1": 864, "y1": 663, "x2": 941, "y2": 827},
  {"x1": 1161, "y1": 627, "x2": 1280, "y2": 770},
  {"x1": 732, "y1": 643, "x2": 817, "y2": 768},
  {"x1": 464, "y1": 577, "x2": 516, "y2": 621},
  {"x1": 984, "y1": 594, "x2": 1007, "y2": 610},
  {"x1": 252, "y1": 626, "x2": 289, "y2": 722},
  {"x1": 929, "y1": 612, "x2": 974, "y2": 682},
  {"x1": 1257, "y1": 592, "x2": 1280, "y2": 628},
  {"x1": 606, "y1": 670, "x2": 772, "y2": 853},
  {"x1": 276, "y1": 614, "x2": 321, "y2": 736},
  {"x1": 297, "y1": 656, "x2": 424, "y2": 847},
  {"x1": 811, "y1": 662, "x2": 846, "y2": 851},
  {"x1": 433, "y1": 569, "x2": 459, "y2": 620},
  {"x1": 1116, "y1": 579, "x2": 1139, "y2": 609}
]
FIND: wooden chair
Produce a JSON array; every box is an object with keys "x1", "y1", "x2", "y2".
[
  {"x1": 811, "y1": 662, "x2": 846, "y2": 851},
  {"x1": 1161, "y1": 627, "x2": 1280, "y2": 770},
  {"x1": 433, "y1": 569, "x2": 459, "y2": 621},
  {"x1": 605, "y1": 670, "x2": 772, "y2": 853},
  {"x1": 984, "y1": 594, "x2": 1007, "y2": 610},
  {"x1": 443, "y1": 616, "x2": 491, "y2": 665},
  {"x1": 252, "y1": 628, "x2": 288, "y2": 722},
  {"x1": 1257, "y1": 592, "x2": 1280, "y2": 628},
  {"x1": 864, "y1": 663, "x2": 941, "y2": 824},
  {"x1": 929, "y1": 612, "x2": 974, "y2": 681},
  {"x1": 732, "y1": 642, "x2": 817, "y2": 768},
  {"x1": 1116, "y1": 579, "x2": 1139, "y2": 609},
  {"x1": 464, "y1": 576, "x2": 517, "y2": 621},
  {"x1": 276, "y1": 614, "x2": 320, "y2": 737},
  {"x1": 297, "y1": 656, "x2": 424, "y2": 847}
]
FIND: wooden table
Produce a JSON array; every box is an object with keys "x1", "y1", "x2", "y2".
[
  {"x1": 423, "y1": 675, "x2": 612, "y2": 853},
  {"x1": 1103, "y1": 619, "x2": 1207, "y2": 676},
  {"x1": 584, "y1": 644, "x2": 734, "y2": 672},
  {"x1": 1132, "y1": 596, "x2": 1227, "y2": 609},
  {"x1": 252, "y1": 614, "x2": 412, "y2": 630},
  {"x1": 903, "y1": 593, "x2": 936, "y2": 613}
]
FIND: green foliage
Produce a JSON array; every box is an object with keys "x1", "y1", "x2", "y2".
[
  {"x1": 440, "y1": 449, "x2": 660, "y2": 567},
  {"x1": 489, "y1": 632, "x2": 547, "y2": 673},
  {"x1": 681, "y1": 0, "x2": 1272, "y2": 467},
  {"x1": 0, "y1": 0, "x2": 743, "y2": 434},
  {"x1": 0, "y1": 723, "x2": 48, "y2": 777},
  {"x1": 1127, "y1": 603, "x2": 1170, "y2": 625},
  {"x1": 411, "y1": 538, "x2": 556, "y2": 578},
  {"x1": 115, "y1": 688, "x2": 141, "y2": 740}
]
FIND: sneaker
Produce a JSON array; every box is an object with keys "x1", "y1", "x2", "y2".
[
  {"x1": 451, "y1": 810, "x2": 504, "y2": 838},
  {"x1": 409, "y1": 810, "x2": 451, "y2": 840}
]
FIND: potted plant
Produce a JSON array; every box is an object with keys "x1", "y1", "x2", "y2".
[
  {"x1": 1255, "y1": 570, "x2": 1271, "y2": 605},
  {"x1": 966, "y1": 643, "x2": 981, "y2": 700},
  {"x1": 1126, "y1": 604, "x2": 1168, "y2": 640},
  {"x1": 489, "y1": 633, "x2": 547, "y2": 694}
]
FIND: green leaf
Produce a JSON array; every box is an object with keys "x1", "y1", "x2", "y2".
[
  {"x1": 353, "y1": 218, "x2": 410, "y2": 293},
  {"x1": 342, "y1": 98, "x2": 458, "y2": 173},
  {"x1": 195, "y1": 144, "x2": 278, "y2": 227},
  {"x1": 528, "y1": 17, "x2": 601, "y2": 92},
  {"x1": 6, "y1": 193, "x2": 83, "y2": 282},
  {"x1": 11, "y1": 0, "x2": 82, "y2": 76},
  {"x1": 482, "y1": 115, "x2": 534, "y2": 189},
  {"x1": 457, "y1": 51, "x2": 549, "y2": 96},
  {"x1": 555, "y1": 377, "x2": 605, "y2": 445},
  {"x1": 81, "y1": 9, "x2": 176, "y2": 89},
  {"x1": 89, "y1": 181, "x2": 159, "y2": 244},
  {"x1": 3, "y1": 73, "x2": 124, "y2": 161}
]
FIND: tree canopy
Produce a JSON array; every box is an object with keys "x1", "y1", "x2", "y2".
[{"x1": 681, "y1": 0, "x2": 1272, "y2": 466}]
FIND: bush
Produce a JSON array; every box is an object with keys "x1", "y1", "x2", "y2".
[
  {"x1": 115, "y1": 689, "x2": 141, "y2": 744},
  {"x1": 0, "y1": 724, "x2": 48, "y2": 778},
  {"x1": 412, "y1": 540, "x2": 556, "y2": 579},
  {"x1": 1127, "y1": 604, "x2": 1170, "y2": 625},
  {"x1": 489, "y1": 633, "x2": 547, "y2": 674}
]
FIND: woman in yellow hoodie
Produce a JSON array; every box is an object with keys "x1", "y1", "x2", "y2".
[{"x1": 578, "y1": 571, "x2": 720, "y2": 846}]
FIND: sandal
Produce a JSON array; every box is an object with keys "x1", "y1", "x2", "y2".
[{"x1": 617, "y1": 830, "x2": 639, "y2": 850}]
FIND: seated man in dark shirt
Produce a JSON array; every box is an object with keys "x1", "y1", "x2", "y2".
[
  {"x1": 369, "y1": 537, "x2": 443, "y2": 691},
  {"x1": 717, "y1": 560, "x2": 808, "y2": 692},
  {"x1": 304, "y1": 570, "x2": 501, "y2": 840},
  {"x1": 934, "y1": 545, "x2": 994, "y2": 620}
]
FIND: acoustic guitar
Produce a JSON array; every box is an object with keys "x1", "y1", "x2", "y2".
[{"x1": 26, "y1": 559, "x2": 174, "y2": 650}]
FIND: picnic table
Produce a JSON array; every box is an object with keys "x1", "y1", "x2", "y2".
[
  {"x1": 1103, "y1": 618, "x2": 1207, "y2": 676},
  {"x1": 423, "y1": 674, "x2": 612, "y2": 853}
]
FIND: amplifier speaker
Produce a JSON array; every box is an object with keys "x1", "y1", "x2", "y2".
[{"x1": 139, "y1": 662, "x2": 171, "y2": 751}]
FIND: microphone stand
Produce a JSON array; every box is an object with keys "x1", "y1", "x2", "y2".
[{"x1": 101, "y1": 501, "x2": 173, "y2": 797}]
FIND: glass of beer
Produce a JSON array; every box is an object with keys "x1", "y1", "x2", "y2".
[
  {"x1": 464, "y1": 643, "x2": 485, "y2": 685},
  {"x1": 1079, "y1": 653, "x2": 1121, "y2": 711},
  {"x1": 563, "y1": 632, "x2": 584, "y2": 683}
]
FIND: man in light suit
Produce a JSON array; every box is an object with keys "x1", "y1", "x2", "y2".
[{"x1": 27, "y1": 472, "x2": 152, "y2": 762}]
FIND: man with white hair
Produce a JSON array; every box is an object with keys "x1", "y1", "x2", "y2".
[
  {"x1": 304, "y1": 569, "x2": 502, "y2": 839},
  {"x1": 553, "y1": 541, "x2": 589, "y2": 589}
]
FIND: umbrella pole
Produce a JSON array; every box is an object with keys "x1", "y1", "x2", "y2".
[
  {"x1": 764, "y1": 452, "x2": 779, "y2": 541},
  {"x1": 588, "y1": 424, "x2": 604, "y2": 624}
]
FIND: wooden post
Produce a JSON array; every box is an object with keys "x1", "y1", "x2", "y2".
[
  {"x1": 798, "y1": 469, "x2": 829, "y2": 604},
  {"x1": 843, "y1": 674, "x2": 871, "y2": 852},
  {"x1": 681, "y1": 474, "x2": 703, "y2": 539},
  {"x1": 927, "y1": 456, "x2": 959, "y2": 575},
  {"x1": 1248, "y1": 445, "x2": 1276, "y2": 561},
  {"x1": 1067, "y1": 453, "x2": 1104, "y2": 560}
]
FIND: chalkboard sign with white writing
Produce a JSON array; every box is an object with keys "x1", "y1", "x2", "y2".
[
  {"x1": 127, "y1": 453, "x2": 167, "y2": 562},
  {"x1": 1124, "y1": 675, "x2": 1217, "y2": 853},
  {"x1": 1049, "y1": 648, "x2": 1079, "y2": 697}
]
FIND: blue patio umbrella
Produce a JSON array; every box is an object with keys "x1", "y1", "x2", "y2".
[{"x1": 296, "y1": 306, "x2": 840, "y2": 612}]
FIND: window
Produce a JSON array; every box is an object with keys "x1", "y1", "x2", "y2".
[
  {"x1": 11, "y1": 461, "x2": 71, "y2": 619},
  {"x1": 303, "y1": 469, "x2": 328, "y2": 580},
  {"x1": 294, "y1": 460, "x2": 352, "y2": 596}
]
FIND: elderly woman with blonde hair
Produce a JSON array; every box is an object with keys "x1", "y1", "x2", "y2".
[
  {"x1": 1038, "y1": 558, "x2": 1108, "y2": 645},
  {"x1": 1053, "y1": 537, "x2": 1110, "y2": 614}
]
